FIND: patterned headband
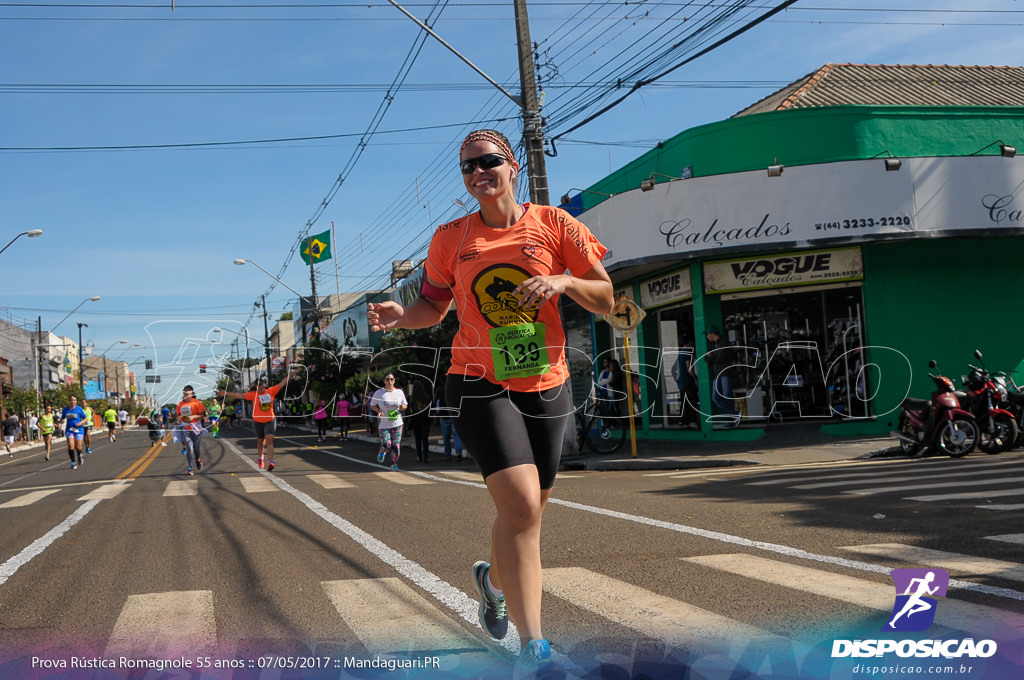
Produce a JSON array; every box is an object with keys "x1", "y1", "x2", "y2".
[{"x1": 459, "y1": 131, "x2": 516, "y2": 163}]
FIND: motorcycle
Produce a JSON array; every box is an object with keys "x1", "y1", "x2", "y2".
[
  {"x1": 992, "y1": 366, "x2": 1024, "y2": 449},
  {"x1": 959, "y1": 349, "x2": 1018, "y2": 454},
  {"x1": 892, "y1": 360, "x2": 979, "y2": 458}
]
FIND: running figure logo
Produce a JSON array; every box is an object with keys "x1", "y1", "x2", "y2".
[{"x1": 884, "y1": 568, "x2": 949, "y2": 632}]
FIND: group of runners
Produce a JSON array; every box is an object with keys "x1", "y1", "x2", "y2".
[{"x1": 40, "y1": 397, "x2": 131, "y2": 468}]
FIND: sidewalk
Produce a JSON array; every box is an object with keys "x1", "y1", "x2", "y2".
[{"x1": 292, "y1": 422, "x2": 899, "y2": 473}]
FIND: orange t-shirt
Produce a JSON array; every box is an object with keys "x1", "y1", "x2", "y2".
[
  {"x1": 177, "y1": 397, "x2": 207, "y2": 423},
  {"x1": 244, "y1": 384, "x2": 281, "y2": 423},
  {"x1": 425, "y1": 203, "x2": 607, "y2": 392}
]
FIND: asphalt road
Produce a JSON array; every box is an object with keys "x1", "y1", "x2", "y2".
[{"x1": 1, "y1": 426, "x2": 1022, "y2": 679}]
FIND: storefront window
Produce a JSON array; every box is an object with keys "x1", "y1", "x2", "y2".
[{"x1": 720, "y1": 284, "x2": 869, "y2": 423}]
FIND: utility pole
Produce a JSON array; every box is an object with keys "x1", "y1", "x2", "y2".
[
  {"x1": 260, "y1": 295, "x2": 272, "y2": 381},
  {"x1": 37, "y1": 317, "x2": 44, "y2": 406},
  {"x1": 77, "y1": 322, "x2": 88, "y2": 389},
  {"x1": 306, "y1": 235, "x2": 319, "y2": 340},
  {"x1": 513, "y1": 0, "x2": 549, "y2": 206}
]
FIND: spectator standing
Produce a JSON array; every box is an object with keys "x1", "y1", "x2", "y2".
[
  {"x1": 407, "y1": 380, "x2": 432, "y2": 463},
  {"x1": 29, "y1": 412, "x2": 39, "y2": 442},
  {"x1": 704, "y1": 325, "x2": 741, "y2": 427},
  {"x1": 314, "y1": 399, "x2": 329, "y2": 442},
  {"x1": 2, "y1": 413, "x2": 18, "y2": 456},
  {"x1": 335, "y1": 394, "x2": 351, "y2": 440},
  {"x1": 434, "y1": 376, "x2": 465, "y2": 462}
]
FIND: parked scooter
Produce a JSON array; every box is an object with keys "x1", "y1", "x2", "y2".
[
  {"x1": 892, "y1": 360, "x2": 979, "y2": 458},
  {"x1": 992, "y1": 366, "x2": 1024, "y2": 449},
  {"x1": 959, "y1": 349, "x2": 1018, "y2": 454}
]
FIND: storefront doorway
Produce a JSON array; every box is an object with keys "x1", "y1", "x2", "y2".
[{"x1": 720, "y1": 283, "x2": 870, "y2": 423}]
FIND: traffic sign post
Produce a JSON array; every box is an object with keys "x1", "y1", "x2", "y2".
[{"x1": 605, "y1": 299, "x2": 646, "y2": 458}]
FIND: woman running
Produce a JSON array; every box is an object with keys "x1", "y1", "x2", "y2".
[
  {"x1": 367, "y1": 128, "x2": 613, "y2": 674},
  {"x1": 369, "y1": 373, "x2": 407, "y2": 470}
]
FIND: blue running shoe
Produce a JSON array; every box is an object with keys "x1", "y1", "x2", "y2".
[
  {"x1": 391, "y1": 464, "x2": 399, "y2": 471},
  {"x1": 472, "y1": 561, "x2": 508, "y2": 639},
  {"x1": 377, "y1": 451, "x2": 386, "y2": 464},
  {"x1": 514, "y1": 639, "x2": 553, "y2": 680}
]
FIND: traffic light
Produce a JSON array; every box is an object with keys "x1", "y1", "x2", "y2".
[
  {"x1": 199, "y1": 364, "x2": 207, "y2": 374},
  {"x1": 145, "y1": 360, "x2": 153, "y2": 370}
]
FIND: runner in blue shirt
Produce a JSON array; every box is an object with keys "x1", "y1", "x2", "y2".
[{"x1": 59, "y1": 395, "x2": 87, "y2": 469}]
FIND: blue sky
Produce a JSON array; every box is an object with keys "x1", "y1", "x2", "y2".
[{"x1": 2, "y1": 0, "x2": 1023, "y2": 378}]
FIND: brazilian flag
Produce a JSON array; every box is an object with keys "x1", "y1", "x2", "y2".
[{"x1": 300, "y1": 230, "x2": 332, "y2": 265}]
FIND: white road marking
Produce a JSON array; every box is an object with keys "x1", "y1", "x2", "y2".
[
  {"x1": 437, "y1": 471, "x2": 482, "y2": 482},
  {"x1": 844, "y1": 476, "x2": 1024, "y2": 496},
  {"x1": 841, "y1": 543, "x2": 1024, "y2": 583},
  {"x1": 78, "y1": 484, "x2": 130, "y2": 501},
  {"x1": 684, "y1": 553, "x2": 1024, "y2": 636},
  {"x1": 0, "y1": 500, "x2": 101, "y2": 587},
  {"x1": 222, "y1": 439, "x2": 521, "y2": 655},
  {"x1": 163, "y1": 480, "x2": 198, "y2": 497},
  {"x1": 0, "y1": 489, "x2": 60, "y2": 508},
  {"x1": 977, "y1": 503, "x2": 1024, "y2": 510},
  {"x1": 0, "y1": 479, "x2": 122, "y2": 495},
  {"x1": 543, "y1": 567, "x2": 779, "y2": 653},
  {"x1": 308, "y1": 473, "x2": 355, "y2": 489},
  {"x1": 239, "y1": 475, "x2": 279, "y2": 493},
  {"x1": 793, "y1": 463, "x2": 1024, "y2": 489},
  {"x1": 747, "y1": 458, "x2": 1024, "y2": 486},
  {"x1": 985, "y1": 534, "x2": 1024, "y2": 545},
  {"x1": 373, "y1": 471, "x2": 434, "y2": 485},
  {"x1": 906, "y1": 488, "x2": 1024, "y2": 502},
  {"x1": 105, "y1": 591, "x2": 217, "y2": 658},
  {"x1": 322, "y1": 578, "x2": 491, "y2": 657}
]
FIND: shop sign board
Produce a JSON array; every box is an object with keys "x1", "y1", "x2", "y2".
[
  {"x1": 578, "y1": 156, "x2": 1024, "y2": 268},
  {"x1": 639, "y1": 267, "x2": 691, "y2": 308},
  {"x1": 704, "y1": 246, "x2": 863, "y2": 294}
]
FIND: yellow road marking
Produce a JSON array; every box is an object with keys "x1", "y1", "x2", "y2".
[{"x1": 116, "y1": 433, "x2": 171, "y2": 480}]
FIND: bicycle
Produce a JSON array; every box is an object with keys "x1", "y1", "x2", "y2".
[{"x1": 575, "y1": 398, "x2": 627, "y2": 454}]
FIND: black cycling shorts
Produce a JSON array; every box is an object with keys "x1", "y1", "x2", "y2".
[{"x1": 445, "y1": 373, "x2": 570, "y2": 490}]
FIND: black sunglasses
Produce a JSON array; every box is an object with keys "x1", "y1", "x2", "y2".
[{"x1": 460, "y1": 153, "x2": 507, "y2": 175}]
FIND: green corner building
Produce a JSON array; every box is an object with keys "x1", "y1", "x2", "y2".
[{"x1": 560, "y1": 64, "x2": 1024, "y2": 444}]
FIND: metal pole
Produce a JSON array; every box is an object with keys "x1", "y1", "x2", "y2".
[
  {"x1": 261, "y1": 295, "x2": 272, "y2": 379},
  {"x1": 513, "y1": 0, "x2": 549, "y2": 206},
  {"x1": 624, "y1": 335, "x2": 638, "y2": 458},
  {"x1": 77, "y1": 323, "x2": 87, "y2": 388},
  {"x1": 37, "y1": 317, "x2": 44, "y2": 406}
]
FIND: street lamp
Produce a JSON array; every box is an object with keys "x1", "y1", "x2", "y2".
[
  {"x1": 48, "y1": 296, "x2": 101, "y2": 335},
  {"x1": 98, "y1": 339, "x2": 127, "y2": 401},
  {"x1": 0, "y1": 229, "x2": 43, "y2": 256},
  {"x1": 108, "y1": 343, "x2": 141, "y2": 405},
  {"x1": 234, "y1": 258, "x2": 314, "y2": 372}
]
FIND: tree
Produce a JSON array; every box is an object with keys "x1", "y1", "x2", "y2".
[{"x1": 3, "y1": 384, "x2": 39, "y2": 416}]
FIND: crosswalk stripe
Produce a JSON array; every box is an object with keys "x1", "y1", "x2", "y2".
[
  {"x1": 437, "y1": 471, "x2": 482, "y2": 482},
  {"x1": 843, "y1": 475, "x2": 1024, "y2": 496},
  {"x1": 683, "y1": 553, "x2": 1024, "y2": 636},
  {"x1": 840, "y1": 544, "x2": 1024, "y2": 584},
  {"x1": 105, "y1": 591, "x2": 217, "y2": 658},
  {"x1": 78, "y1": 484, "x2": 129, "y2": 501},
  {"x1": 906, "y1": 488, "x2": 1024, "y2": 502},
  {"x1": 239, "y1": 476, "x2": 279, "y2": 493},
  {"x1": 373, "y1": 471, "x2": 434, "y2": 485},
  {"x1": 747, "y1": 459, "x2": 1024, "y2": 486},
  {"x1": 985, "y1": 534, "x2": 1024, "y2": 545},
  {"x1": 794, "y1": 464, "x2": 1024, "y2": 490},
  {"x1": 322, "y1": 578, "x2": 490, "y2": 659},
  {"x1": 0, "y1": 489, "x2": 59, "y2": 508},
  {"x1": 542, "y1": 567, "x2": 779, "y2": 652},
  {"x1": 977, "y1": 503, "x2": 1024, "y2": 510},
  {"x1": 163, "y1": 480, "x2": 198, "y2": 497},
  {"x1": 308, "y1": 474, "x2": 355, "y2": 489}
]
